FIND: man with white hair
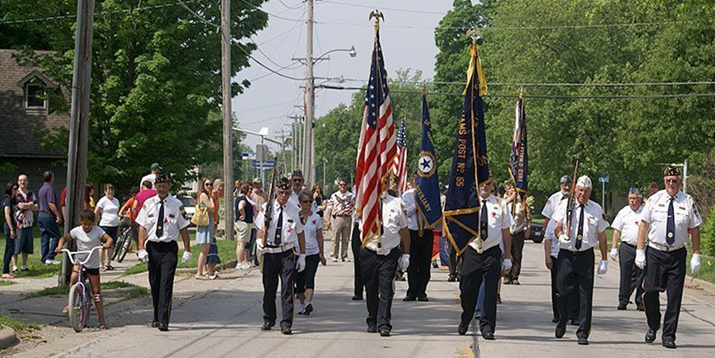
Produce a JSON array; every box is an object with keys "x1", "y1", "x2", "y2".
[
  {"x1": 636, "y1": 165, "x2": 701, "y2": 349},
  {"x1": 610, "y1": 187, "x2": 645, "y2": 311},
  {"x1": 553, "y1": 175, "x2": 609, "y2": 345}
]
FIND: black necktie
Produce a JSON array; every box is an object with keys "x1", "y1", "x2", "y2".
[
  {"x1": 274, "y1": 206, "x2": 284, "y2": 245},
  {"x1": 156, "y1": 200, "x2": 165, "y2": 238},
  {"x1": 575, "y1": 204, "x2": 584, "y2": 250},
  {"x1": 666, "y1": 197, "x2": 675, "y2": 245},
  {"x1": 480, "y1": 199, "x2": 488, "y2": 241}
]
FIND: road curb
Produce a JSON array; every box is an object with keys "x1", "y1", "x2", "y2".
[{"x1": 0, "y1": 326, "x2": 19, "y2": 350}]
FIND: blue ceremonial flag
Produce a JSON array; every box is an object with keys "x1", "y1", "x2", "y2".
[
  {"x1": 509, "y1": 95, "x2": 528, "y2": 204},
  {"x1": 444, "y1": 42, "x2": 491, "y2": 255},
  {"x1": 415, "y1": 92, "x2": 442, "y2": 229}
]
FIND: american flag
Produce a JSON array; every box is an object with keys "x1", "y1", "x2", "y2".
[
  {"x1": 356, "y1": 28, "x2": 396, "y2": 244},
  {"x1": 393, "y1": 117, "x2": 408, "y2": 193}
]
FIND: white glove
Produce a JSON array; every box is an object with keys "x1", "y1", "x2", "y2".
[
  {"x1": 502, "y1": 258, "x2": 513, "y2": 272},
  {"x1": 296, "y1": 254, "x2": 306, "y2": 273},
  {"x1": 691, "y1": 254, "x2": 701, "y2": 274},
  {"x1": 635, "y1": 249, "x2": 646, "y2": 269},
  {"x1": 597, "y1": 260, "x2": 608, "y2": 275},
  {"x1": 181, "y1": 251, "x2": 192, "y2": 264},
  {"x1": 610, "y1": 248, "x2": 618, "y2": 260},
  {"x1": 398, "y1": 254, "x2": 410, "y2": 272},
  {"x1": 137, "y1": 249, "x2": 149, "y2": 263},
  {"x1": 559, "y1": 234, "x2": 571, "y2": 244}
]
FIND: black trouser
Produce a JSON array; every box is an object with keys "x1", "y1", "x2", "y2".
[
  {"x1": 296, "y1": 254, "x2": 320, "y2": 294},
  {"x1": 643, "y1": 247, "x2": 686, "y2": 342},
  {"x1": 505, "y1": 230, "x2": 525, "y2": 280},
  {"x1": 147, "y1": 241, "x2": 178, "y2": 325},
  {"x1": 406, "y1": 229, "x2": 433, "y2": 299},
  {"x1": 448, "y1": 241, "x2": 460, "y2": 278},
  {"x1": 618, "y1": 242, "x2": 644, "y2": 307},
  {"x1": 3, "y1": 224, "x2": 14, "y2": 274},
  {"x1": 556, "y1": 248, "x2": 594, "y2": 338},
  {"x1": 262, "y1": 250, "x2": 296, "y2": 327},
  {"x1": 550, "y1": 255, "x2": 580, "y2": 322},
  {"x1": 351, "y1": 222, "x2": 364, "y2": 297},
  {"x1": 460, "y1": 245, "x2": 501, "y2": 334},
  {"x1": 361, "y1": 246, "x2": 400, "y2": 331}
]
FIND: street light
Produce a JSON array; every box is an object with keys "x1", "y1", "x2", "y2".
[
  {"x1": 234, "y1": 126, "x2": 282, "y2": 184},
  {"x1": 292, "y1": 46, "x2": 357, "y2": 186}
]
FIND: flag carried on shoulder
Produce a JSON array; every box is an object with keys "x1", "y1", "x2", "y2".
[
  {"x1": 415, "y1": 92, "x2": 442, "y2": 229},
  {"x1": 355, "y1": 21, "x2": 397, "y2": 245},
  {"x1": 443, "y1": 42, "x2": 491, "y2": 255},
  {"x1": 393, "y1": 117, "x2": 408, "y2": 194},
  {"x1": 509, "y1": 95, "x2": 528, "y2": 205}
]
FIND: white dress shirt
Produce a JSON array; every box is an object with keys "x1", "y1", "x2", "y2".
[
  {"x1": 364, "y1": 194, "x2": 408, "y2": 255},
  {"x1": 136, "y1": 195, "x2": 190, "y2": 242},
  {"x1": 552, "y1": 199, "x2": 608, "y2": 252},
  {"x1": 401, "y1": 188, "x2": 421, "y2": 231},
  {"x1": 468, "y1": 195, "x2": 512, "y2": 254},
  {"x1": 542, "y1": 190, "x2": 568, "y2": 219},
  {"x1": 641, "y1": 190, "x2": 701, "y2": 250},
  {"x1": 611, "y1": 205, "x2": 643, "y2": 246},
  {"x1": 255, "y1": 201, "x2": 304, "y2": 252}
]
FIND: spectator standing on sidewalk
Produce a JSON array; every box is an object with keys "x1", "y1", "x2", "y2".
[
  {"x1": 235, "y1": 183, "x2": 254, "y2": 269},
  {"x1": 2, "y1": 182, "x2": 19, "y2": 279},
  {"x1": 135, "y1": 181, "x2": 157, "y2": 217},
  {"x1": 205, "y1": 179, "x2": 223, "y2": 278},
  {"x1": 329, "y1": 179, "x2": 354, "y2": 262},
  {"x1": 37, "y1": 171, "x2": 63, "y2": 265},
  {"x1": 14, "y1": 174, "x2": 37, "y2": 271},
  {"x1": 95, "y1": 183, "x2": 120, "y2": 271},
  {"x1": 195, "y1": 178, "x2": 215, "y2": 279}
]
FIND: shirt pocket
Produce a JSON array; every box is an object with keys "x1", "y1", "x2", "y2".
[
  {"x1": 651, "y1": 208, "x2": 668, "y2": 224},
  {"x1": 586, "y1": 214, "x2": 598, "y2": 232},
  {"x1": 386, "y1": 208, "x2": 401, "y2": 233}
]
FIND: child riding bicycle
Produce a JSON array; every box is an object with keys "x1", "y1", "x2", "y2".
[{"x1": 55, "y1": 210, "x2": 113, "y2": 329}]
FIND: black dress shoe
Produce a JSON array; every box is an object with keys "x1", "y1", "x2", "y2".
[
  {"x1": 261, "y1": 321, "x2": 274, "y2": 331},
  {"x1": 157, "y1": 323, "x2": 169, "y2": 332},
  {"x1": 378, "y1": 328, "x2": 390, "y2": 337},
  {"x1": 577, "y1": 337, "x2": 589, "y2": 345},
  {"x1": 403, "y1": 296, "x2": 417, "y2": 302},
  {"x1": 151, "y1": 321, "x2": 158, "y2": 328},
  {"x1": 617, "y1": 304, "x2": 627, "y2": 310},
  {"x1": 555, "y1": 326, "x2": 566, "y2": 338},
  {"x1": 551, "y1": 318, "x2": 559, "y2": 323},
  {"x1": 417, "y1": 296, "x2": 429, "y2": 302},
  {"x1": 482, "y1": 331, "x2": 495, "y2": 340},
  {"x1": 352, "y1": 295, "x2": 363, "y2": 301},
  {"x1": 367, "y1": 325, "x2": 377, "y2": 333},
  {"x1": 281, "y1": 325, "x2": 292, "y2": 335},
  {"x1": 570, "y1": 319, "x2": 579, "y2": 326},
  {"x1": 447, "y1": 275, "x2": 456, "y2": 282},
  {"x1": 645, "y1": 328, "x2": 657, "y2": 343},
  {"x1": 662, "y1": 339, "x2": 676, "y2": 349},
  {"x1": 304, "y1": 303, "x2": 313, "y2": 316},
  {"x1": 636, "y1": 304, "x2": 645, "y2": 311},
  {"x1": 458, "y1": 324, "x2": 468, "y2": 335}
]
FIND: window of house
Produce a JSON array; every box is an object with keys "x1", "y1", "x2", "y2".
[{"x1": 25, "y1": 83, "x2": 46, "y2": 109}]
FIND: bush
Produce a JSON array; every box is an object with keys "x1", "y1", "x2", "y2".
[{"x1": 700, "y1": 208, "x2": 715, "y2": 257}]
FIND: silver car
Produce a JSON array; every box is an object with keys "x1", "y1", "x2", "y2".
[{"x1": 178, "y1": 196, "x2": 196, "y2": 224}]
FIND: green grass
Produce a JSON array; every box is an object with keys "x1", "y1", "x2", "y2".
[
  {"x1": 22, "y1": 280, "x2": 147, "y2": 299},
  {"x1": 0, "y1": 314, "x2": 40, "y2": 331},
  {"x1": 0, "y1": 280, "x2": 16, "y2": 286},
  {"x1": 122, "y1": 238, "x2": 237, "y2": 276},
  {"x1": 687, "y1": 252, "x2": 715, "y2": 284}
]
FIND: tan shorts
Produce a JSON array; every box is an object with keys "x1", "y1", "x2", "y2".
[{"x1": 235, "y1": 221, "x2": 254, "y2": 243}]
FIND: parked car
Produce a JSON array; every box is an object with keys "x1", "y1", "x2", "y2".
[
  {"x1": 530, "y1": 222, "x2": 544, "y2": 243},
  {"x1": 178, "y1": 196, "x2": 196, "y2": 225}
]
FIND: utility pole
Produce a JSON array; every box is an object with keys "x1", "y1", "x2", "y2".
[
  {"x1": 304, "y1": 0, "x2": 315, "y2": 186},
  {"x1": 288, "y1": 115, "x2": 302, "y2": 172},
  {"x1": 221, "y1": 0, "x2": 234, "y2": 240},
  {"x1": 63, "y1": 0, "x2": 95, "y2": 285}
]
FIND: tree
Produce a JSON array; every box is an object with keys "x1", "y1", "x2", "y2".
[{"x1": 1, "y1": 0, "x2": 268, "y2": 194}]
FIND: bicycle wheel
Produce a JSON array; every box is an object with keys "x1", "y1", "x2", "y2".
[
  {"x1": 68, "y1": 283, "x2": 86, "y2": 332},
  {"x1": 112, "y1": 233, "x2": 126, "y2": 260},
  {"x1": 117, "y1": 236, "x2": 130, "y2": 263}
]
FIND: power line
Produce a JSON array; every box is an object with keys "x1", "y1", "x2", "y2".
[
  {"x1": 277, "y1": 0, "x2": 303, "y2": 10},
  {"x1": 315, "y1": 84, "x2": 715, "y2": 99},
  {"x1": 237, "y1": 0, "x2": 305, "y2": 22},
  {"x1": 319, "y1": 0, "x2": 447, "y2": 16}
]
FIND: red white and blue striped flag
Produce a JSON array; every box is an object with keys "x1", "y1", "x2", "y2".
[
  {"x1": 393, "y1": 117, "x2": 408, "y2": 193},
  {"x1": 356, "y1": 26, "x2": 396, "y2": 244}
]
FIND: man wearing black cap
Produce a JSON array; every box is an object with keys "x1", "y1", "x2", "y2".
[
  {"x1": 135, "y1": 172, "x2": 192, "y2": 331},
  {"x1": 255, "y1": 177, "x2": 306, "y2": 335},
  {"x1": 636, "y1": 164, "x2": 702, "y2": 349}
]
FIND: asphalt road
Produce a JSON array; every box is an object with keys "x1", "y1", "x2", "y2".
[{"x1": 8, "y1": 240, "x2": 715, "y2": 358}]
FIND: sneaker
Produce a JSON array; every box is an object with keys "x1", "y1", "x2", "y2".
[
  {"x1": 331, "y1": 257, "x2": 338, "y2": 262},
  {"x1": 49, "y1": 259, "x2": 61, "y2": 265},
  {"x1": 12, "y1": 266, "x2": 18, "y2": 273},
  {"x1": 20, "y1": 266, "x2": 29, "y2": 271},
  {"x1": 297, "y1": 305, "x2": 305, "y2": 315}
]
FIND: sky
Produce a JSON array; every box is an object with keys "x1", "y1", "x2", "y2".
[{"x1": 232, "y1": 0, "x2": 456, "y2": 152}]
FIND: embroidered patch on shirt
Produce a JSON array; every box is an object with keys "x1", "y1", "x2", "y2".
[{"x1": 169, "y1": 214, "x2": 175, "y2": 219}]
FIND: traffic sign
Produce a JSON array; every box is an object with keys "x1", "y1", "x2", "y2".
[
  {"x1": 599, "y1": 175, "x2": 609, "y2": 183},
  {"x1": 251, "y1": 160, "x2": 275, "y2": 169},
  {"x1": 242, "y1": 152, "x2": 256, "y2": 160}
]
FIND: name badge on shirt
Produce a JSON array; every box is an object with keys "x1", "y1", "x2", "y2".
[
  {"x1": 657, "y1": 204, "x2": 665, "y2": 208},
  {"x1": 148, "y1": 214, "x2": 155, "y2": 218},
  {"x1": 169, "y1": 214, "x2": 175, "y2": 218},
  {"x1": 287, "y1": 219, "x2": 294, "y2": 223}
]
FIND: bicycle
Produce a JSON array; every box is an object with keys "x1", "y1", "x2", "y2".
[
  {"x1": 61, "y1": 246, "x2": 102, "y2": 332},
  {"x1": 112, "y1": 224, "x2": 133, "y2": 263}
]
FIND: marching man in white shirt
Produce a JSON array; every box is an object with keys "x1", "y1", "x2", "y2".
[
  {"x1": 458, "y1": 179, "x2": 513, "y2": 340},
  {"x1": 636, "y1": 165, "x2": 702, "y2": 349},
  {"x1": 610, "y1": 187, "x2": 645, "y2": 311},
  {"x1": 553, "y1": 175, "x2": 609, "y2": 346}
]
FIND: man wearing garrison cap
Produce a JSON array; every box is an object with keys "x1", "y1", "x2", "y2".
[
  {"x1": 636, "y1": 164, "x2": 702, "y2": 349},
  {"x1": 553, "y1": 175, "x2": 609, "y2": 345},
  {"x1": 254, "y1": 177, "x2": 306, "y2": 335}
]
